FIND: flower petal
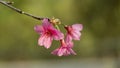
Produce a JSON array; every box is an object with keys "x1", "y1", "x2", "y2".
[
  {"x1": 38, "y1": 34, "x2": 46, "y2": 46},
  {"x1": 71, "y1": 31, "x2": 81, "y2": 40},
  {"x1": 72, "y1": 24, "x2": 83, "y2": 31},
  {"x1": 42, "y1": 18, "x2": 53, "y2": 29},
  {"x1": 53, "y1": 31, "x2": 64, "y2": 40},
  {"x1": 51, "y1": 45, "x2": 76, "y2": 56},
  {"x1": 68, "y1": 48, "x2": 76, "y2": 55},
  {"x1": 57, "y1": 48, "x2": 64, "y2": 56},
  {"x1": 51, "y1": 48, "x2": 59, "y2": 55},
  {"x1": 65, "y1": 34, "x2": 72, "y2": 43},
  {"x1": 48, "y1": 28, "x2": 64, "y2": 40},
  {"x1": 34, "y1": 25, "x2": 44, "y2": 34},
  {"x1": 66, "y1": 41, "x2": 74, "y2": 48},
  {"x1": 38, "y1": 34, "x2": 53, "y2": 49},
  {"x1": 43, "y1": 36, "x2": 53, "y2": 49}
]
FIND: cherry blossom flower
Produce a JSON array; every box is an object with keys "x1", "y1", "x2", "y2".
[
  {"x1": 34, "y1": 18, "x2": 83, "y2": 56},
  {"x1": 65, "y1": 24, "x2": 83, "y2": 42},
  {"x1": 34, "y1": 18, "x2": 64, "y2": 49},
  {"x1": 51, "y1": 39, "x2": 76, "y2": 56}
]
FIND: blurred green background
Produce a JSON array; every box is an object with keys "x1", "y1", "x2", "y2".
[{"x1": 0, "y1": 0, "x2": 120, "y2": 68}]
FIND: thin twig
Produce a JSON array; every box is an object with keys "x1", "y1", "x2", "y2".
[{"x1": 0, "y1": 0, "x2": 44, "y2": 20}]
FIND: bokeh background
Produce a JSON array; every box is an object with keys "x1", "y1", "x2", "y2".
[{"x1": 0, "y1": 0, "x2": 120, "y2": 68}]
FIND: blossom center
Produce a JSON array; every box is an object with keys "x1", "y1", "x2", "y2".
[
  {"x1": 65, "y1": 26, "x2": 73, "y2": 34},
  {"x1": 60, "y1": 40, "x2": 67, "y2": 47},
  {"x1": 45, "y1": 30, "x2": 52, "y2": 36}
]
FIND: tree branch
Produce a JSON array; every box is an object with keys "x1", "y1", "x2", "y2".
[{"x1": 0, "y1": 0, "x2": 44, "y2": 20}]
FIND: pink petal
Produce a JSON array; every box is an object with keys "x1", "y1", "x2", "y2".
[
  {"x1": 53, "y1": 31, "x2": 64, "y2": 40},
  {"x1": 72, "y1": 24, "x2": 83, "y2": 31},
  {"x1": 71, "y1": 31, "x2": 81, "y2": 40},
  {"x1": 68, "y1": 48, "x2": 76, "y2": 55},
  {"x1": 38, "y1": 34, "x2": 53, "y2": 49},
  {"x1": 34, "y1": 25, "x2": 44, "y2": 34},
  {"x1": 65, "y1": 34, "x2": 72, "y2": 43},
  {"x1": 51, "y1": 45, "x2": 76, "y2": 56},
  {"x1": 43, "y1": 36, "x2": 53, "y2": 49},
  {"x1": 57, "y1": 48, "x2": 64, "y2": 56},
  {"x1": 63, "y1": 50, "x2": 69, "y2": 56},
  {"x1": 51, "y1": 48, "x2": 59, "y2": 55},
  {"x1": 38, "y1": 34, "x2": 46, "y2": 46},
  {"x1": 49, "y1": 28, "x2": 64, "y2": 40},
  {"x1": 42, "y1": 18, "x2": 53, "y2": 29},
  {"x1": 66, "y1": 41, "x2": 74, "y2": 48}
]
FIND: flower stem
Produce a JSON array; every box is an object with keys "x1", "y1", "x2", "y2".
[
  {"x1": 0, "y1": 0, "x2": 44, "y2": 20},
  {"x1": 55, "y1": 25, "x2": 60, "y2": 31}
]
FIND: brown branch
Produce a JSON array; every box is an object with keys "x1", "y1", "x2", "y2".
[{"x1": 0, "y1": 0, "x2": 44, "y2": 20}]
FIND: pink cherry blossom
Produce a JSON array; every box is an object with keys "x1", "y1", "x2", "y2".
[
  {"x1": 34, "y1": 18, "x2": 64, "y2": 49},
  {"x1": 65, "y1": 24, "x2": 83, "y2": 42},
  {"x1": 51, "y1": 40, "x2": 76, "y2": 56}
]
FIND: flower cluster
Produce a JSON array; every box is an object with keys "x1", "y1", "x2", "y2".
[{"x1": 34, "y1": 18, "x2": 83, "y2": 56}]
